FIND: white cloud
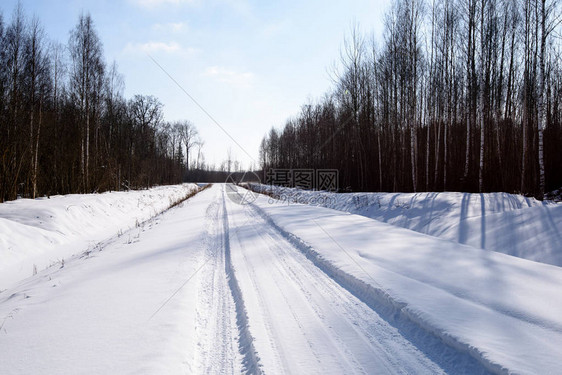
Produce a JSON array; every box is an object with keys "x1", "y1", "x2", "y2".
[
  {"x1": 125, "y1": 41, "x2": 180, "y2": 54},
  {"x1": 131, "y1": 0, "x2": 195, "y2": 8},
  {"x1": 123, "y1": 41, "x2": 196, "y2": 55},
  {"x1": 204, "y1": 66, "x2": 255, "y2": 88},
  {"x1": 152, "y1": 22, "x2": 187, "y2": 33}
]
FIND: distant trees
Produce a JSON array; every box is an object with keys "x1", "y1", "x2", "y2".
[
  {"x1": 175, "y1": 120, "x2": 198, "y2": 174},
  {"x1": 260, "y1": 0, "x2": 562, "y2": 198},
  {"x1": 0, "y1": 6, "x2": 198, "y2": 202}
]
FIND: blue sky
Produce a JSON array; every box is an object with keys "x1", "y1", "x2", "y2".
[{"x1": 2, "y1": 0, "x2": 391, "y2": 169}]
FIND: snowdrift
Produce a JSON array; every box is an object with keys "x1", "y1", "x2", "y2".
[
  {"x1": 0, "y1": 184, "x2": 198, "y2": 290},
  {"x1": 252, "y1": 194, "x2": 562, "y2": 374},
  {"x1": 249, "y1": 184, "x2": 562, "y2": 266}
]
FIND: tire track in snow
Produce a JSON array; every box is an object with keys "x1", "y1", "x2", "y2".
[
  {"x1": 227, "y1": 220, "x2": 292, "y2": 373},
  {"x1": 193, "y1": 194, "x2": 241, "y2": 374},
  {"x1": 221, "y1": 188, "x2": 262, "y2": 374},
  {"x1": 231, "y1": 210, "x2": 334, "y2": 373},
  {"x1": 243, "y1": 206, "x2": 409, "y2": 372},
  {"x1": 237, "y1": 206, "x2": 390, "y2": 373},
  {"x1": 249, "y1": 201, "x2": 493, "y2": 375},
  {"x1": 226, "y1": 184, "x2": 444, "y2": 374}
]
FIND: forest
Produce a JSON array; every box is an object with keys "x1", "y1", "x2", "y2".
[
  {"x1": 0, "y1": 5, "x2": 200, "y2": 202},
  {"x1": 259, "y1": 0, "x2": 562, "y2": 199}
]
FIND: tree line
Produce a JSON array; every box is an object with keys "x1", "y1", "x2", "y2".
[
  {"x1": 259, "y1": 0, "x2": 562, "y2": 199},
  {"x1": 0, "y1": 5, "x2": 201, "y2": 202}
]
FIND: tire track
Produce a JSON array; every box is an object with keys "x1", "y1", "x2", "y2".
[
  {"x1": 221, "y1": 187, "x2": 262, "y2": 374},
  {"x1": 193, "y1": 195, "x2": 241, "y2": 374},
  {"x1": 248, "y1": 201, "x2": 493, "y2": 375},
  {"x1": 225, "y1": 184, "x2": 448, "y2": 374}
]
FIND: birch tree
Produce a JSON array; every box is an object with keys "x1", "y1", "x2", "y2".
[
  {"x1": 537, "y1": 0, "x2": 560, "y2": 198},
  {"x1": 69, "y1": 12, "x2": 104, "y2": 193}
]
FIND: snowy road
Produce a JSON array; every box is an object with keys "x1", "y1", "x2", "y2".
[
  {"x1": 1, "y1": 184, "x2": 561, "y2": 374},
  {"x1": 224, "y1": 184, "x2": 445, "y2": 374}
]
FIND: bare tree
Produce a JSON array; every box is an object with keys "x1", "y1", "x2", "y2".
[
  {"x1": 69, "y1": 12, "x2": 104, "y2": 192},
  {"x1": 175, "y1": 120, "x2": 198, "y2": 175},
  {"x1": 462, "y1": 0, "x2": 477, "y2": 187},
  {"x1": 537, "y1": 0, "x2": 560, "y2": 198},
  {"x1": 25, "y1": 16, "x2": 49, "y2": 198},
  {"x1": 129, "y1": 95, "x2": 162, "y2": 129},
  {"x1": 478, "y1": 0, "x2": 487, "y2": 192},
  {"x1": 4, "y1": 3, "x2": 26, "y2": 200},
  {"x1": 195, "y1": 139, "x2": 205, "y2": 170}
]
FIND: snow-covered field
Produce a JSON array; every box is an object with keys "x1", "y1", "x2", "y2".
[
  {"x1": 1, "y1": 184, "x2": 561, "y2": 374},
  {"x1": 248, "y1": 184, "x2": 562, "y2": 266}
]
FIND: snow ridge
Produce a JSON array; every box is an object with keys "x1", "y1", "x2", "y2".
[
  {"x1": 250, "y1": 202, "x2": 499, "y2": 375},
  {"x1": 0, "y1": 184, "x2": 200, "y2": 290},
  {"x1": 222, "y1": 191, "x2": 262, "y2": 374},
  {"x1": 246, "y1": 183, "x2": 562, "y2": 266}
]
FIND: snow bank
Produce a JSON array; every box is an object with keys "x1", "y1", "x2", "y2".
[
  {"x1": 248, "y1": 184, "x2": 562, "y2": 266},
  {"x1": 0, "y1": 185, "x2": 212, "y2": 375},
  {"x1": 252, "y1": 194, "x2": 562, "y2": 374},
  {"x1": 0, "y1": 184, "x2": 198, "y2": 290}
]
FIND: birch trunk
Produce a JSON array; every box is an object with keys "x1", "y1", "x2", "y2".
[{"x1": 537, "y1": 0, "x2": 547, "y2": 199}]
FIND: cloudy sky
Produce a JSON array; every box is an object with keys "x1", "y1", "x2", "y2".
[{"x1": 2, "y1": 0, "x2": 391, "y2": 169}]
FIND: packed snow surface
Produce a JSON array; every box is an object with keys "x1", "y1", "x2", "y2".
[
  {"x1": 1, "y1": 184, "x2": 561, "y2": 374},
  {"x1": 249, "y1": 184, "x2": 562, "y2": 266}
]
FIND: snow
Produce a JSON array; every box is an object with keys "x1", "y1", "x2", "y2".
[
  {"x1": 0, "y1": 186, "x2": 211, "y2": 374},
  {"x1": 249, "y1": 184, "x2": 562, "y2": 266},
  {"x1": 0, "y1": 184, "x2": 198, "y2": 291},
  {"x1": 250, "y1": 188, "x2": 562, "y2": 374},
  {"x1": 1, "y1": 183, "x2": 561, "y2": 374},
  {"x1": 225, "y1": 186, "x2": 450, "y2": 374}
]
